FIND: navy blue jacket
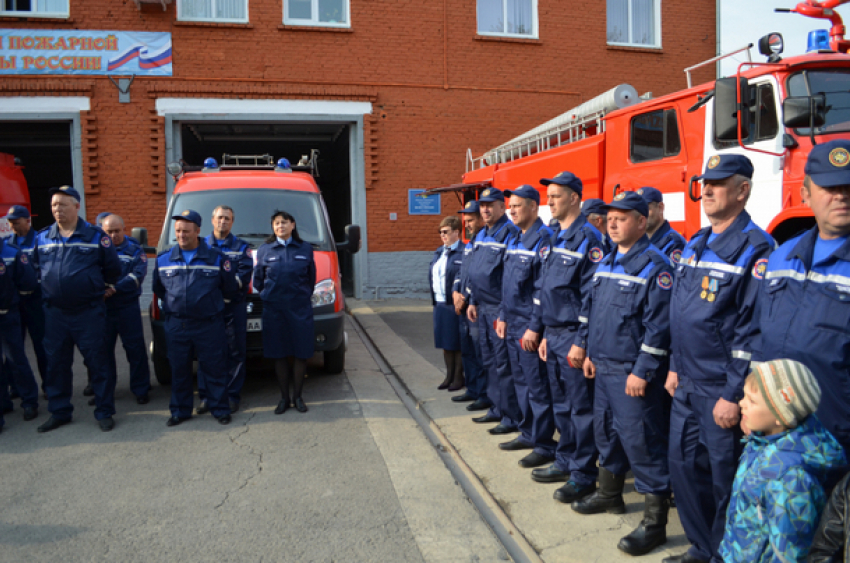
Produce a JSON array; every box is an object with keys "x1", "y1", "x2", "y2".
[
  {"x1": 669, "y1": 211, "x2": 774, "y2": 403},
  {"x1": 500, "y1": 217, "x2": 552, "y2": 324},
  {"x1": 205, "y1": 233, "x2": 252, "y2": 303},
  {"x1": 253, "y1": 238, "x2": 316, "y2": 314},
  {"x1": 531, "y1": 213, "x2": 605, "y2": 339},
  {"x1": 0, "y1": 237, "x2": 36, "y2": 312},
  {"x1": 584, "y1": 235, "x2": 673, "y2": 380},
  {"x1": 34, "y1": 218, "x2": 121, "y2": 311},
  {"x1": 107, "y1": 236, "x2": 147, "y2": 309},
  {"x1": 152, "y1": 239, "x2": 239, "y2": 319},
  {"x1": 755, "y1": 227, "x2": 850, "y2": 450},
  {"x1": 429, "y1": 241, "x2": 463, "y2": 306},
  {"x1": 4, "y1": 228, "x2": 37, "y2": 260},
  {"x1": 466, "y1": 214, "x2": 519, "y2": 307},
  {"x1": 650, "y1": 221, "x2": 687, "y2": 265}
]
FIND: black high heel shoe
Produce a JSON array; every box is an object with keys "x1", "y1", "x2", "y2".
[
  {"x1": 274, "y1": 399, "x2": 290, "y2": 415},
  {"x1": 294, "y1": 397, "x2": 308, "y2": 413}
]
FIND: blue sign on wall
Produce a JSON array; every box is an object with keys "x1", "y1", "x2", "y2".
[
  {"x1": 0, "y1": 29, "x2": 172, "y2": 76},
  {"x1": 409, "y1": 190, "x2": 441, "y2": 215}
]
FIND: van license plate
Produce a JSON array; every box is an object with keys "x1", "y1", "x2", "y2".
[{"x1": 247, "y1": 319, "x2": 262, "y2": 332}]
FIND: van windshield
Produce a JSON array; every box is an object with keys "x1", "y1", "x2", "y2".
[
  {"x1": 165, "y1": 189, "x2": 332, "y2": 250},
  {"x1": 787, "y1": 69, "x2": 850, "y2": 135}
]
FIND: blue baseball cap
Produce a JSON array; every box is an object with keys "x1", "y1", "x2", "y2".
[
  {"x1": 477, "y1": 187, "x2": 505, "y2": 203},
  {"x1": 49, "y1": 185, "x2": 81, "y2": 202},
  {"x1": 540, "y1": 171, "x2": 583, "y2": 197},
  {"x1": 636, "y1": 186, "x2": 663, "y2": 204},
  {"x1": 805, "y1": 139, "x2": 850, "y2": 188},
  {"x1": 504, "y1": 184, "x2": 541, "y2": 205},
  {"x1": 697, "y1": 154, "x2": 754, "y2": 181},
  {"x1": 96, "y1": 212, "x2": 112, "y2": 225},
  {"x1": 605, "y1": 191, "x2": 649, "y2": 217},
  {"x1": 5, "y1": 205, "x2": 30, "y2": 220},
  {"x1": 172, "y1": 209, "x2": 202, "y2": 227},
  {"x1": 458, "y1": 200, "x2": 481, "y2": 214},
  {"x1": 582, "y1": 198, "x2": 607, "y2": 216}
]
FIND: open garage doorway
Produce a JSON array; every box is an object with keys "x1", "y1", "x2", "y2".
[
  {"x1": 0, "y1": 121, "x2": 73, "y2": 231},
  {"x1": 179, "y1": 121, "x2": 355, "y2": 295}
]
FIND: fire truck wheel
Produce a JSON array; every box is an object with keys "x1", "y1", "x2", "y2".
[{"x1": 324, "y1": 342, "x2": 345, "y2": 374}]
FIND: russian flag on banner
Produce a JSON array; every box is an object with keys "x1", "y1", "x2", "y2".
[{"x1": 107, "y1": 40, "x2": 172, "y2": 72}]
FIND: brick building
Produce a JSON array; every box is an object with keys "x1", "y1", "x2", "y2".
[{"x1": 0, "y1": 0, "x2": 717, "y2": 298}]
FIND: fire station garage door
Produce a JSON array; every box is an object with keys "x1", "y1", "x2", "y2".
[
  {"x1": 0, "y1": 121, "x2": 74, "y2": 231},
  {"x1": 178, "y1": 120, "x2": 355, "y2": 295}
]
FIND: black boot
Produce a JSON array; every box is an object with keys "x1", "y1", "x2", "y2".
[
  {"x1": 617, "y1": 493, "x2": 670, "y2": 556},
  {"x1": 571, "y1": 468, "x2": 626, "y2": 515}
]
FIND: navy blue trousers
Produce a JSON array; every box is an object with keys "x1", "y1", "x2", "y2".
[
  {"x1": 477, "y1": 304, "x2": 520, "y2": 427},
  {"x1": 546, "y1": 326, "x2": 597, "y2": 486},
  {"x1": 4, "y1": 292, "x2": 47, "y2": 396},
  {"x1": 593, "y1": 360, "x2": 670, "y2": 495},
  {"x1": 459, "y1": 314, "x2": 487, "y2": 401},
  {"x1": 198, "y1": 302, "x2": 247, "y2": 403},
  {"x1": 506, "y1": 321, "x2": 555, "y2": 455},
  {"x1": 669, "y1": 386, "x2": 743, "y2": 563},
  {"x1": 43, "y1": 304, "x2": 115, "y2": 422},
  {"x1": 105, "y1": 302, "x2": 151, "y2": 399},
  {"x1": 0, "y1": 309, "x2": 39, "y2": 411},
  {"x1": 164, "y1": 315, "x2": 229, "y2": 419}
]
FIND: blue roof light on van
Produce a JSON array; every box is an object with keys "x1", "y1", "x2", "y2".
[
  {"x1": 203, "y1": 157, "x2": 219, "y2": 169},
  {"x1": 275, "y1": 158, "x2": 293, "y2": 173}
]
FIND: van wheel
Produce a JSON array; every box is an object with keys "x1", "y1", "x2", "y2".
[
  {"x1": 152, "y1": 338, "x2": 172, "y2": 385},
  {"x1": 324, "y1": 342, "x2": 345, "y2": 374}
]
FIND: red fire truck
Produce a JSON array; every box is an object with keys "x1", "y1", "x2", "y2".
[
  {"x1": 436, "y1": 0, "x2": 850, "y2": 243},
  {"x1": 0, "y1": 153, "x2": 30, "y2": 238}
]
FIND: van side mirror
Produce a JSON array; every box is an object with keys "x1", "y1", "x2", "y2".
[
  {"x1": 782, "y1": 95, "x2": 826, "y2": 129},
  {"x1": 714, "y1": 76, "x2": 750, "y2": 142},
  {"x1": 131, "y1": 227, "x2": 155, "y2": 253},
  {"x1": 336, "y1": 224, "x2": 361, "y2": 254}
]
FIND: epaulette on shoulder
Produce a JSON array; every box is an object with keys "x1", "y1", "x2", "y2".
[
  {"x1": 647, "y1": 248, "x2": 670, "y2": 269},
  {"x1": 37, "y1": 226, "x2": 51, "y2": 234},
  {"x1": 746, "y1": 227, "x2": 773, "y2": 250},
  {"x1": 581, "y1": 224, "x2": 601, "y2": 243}
]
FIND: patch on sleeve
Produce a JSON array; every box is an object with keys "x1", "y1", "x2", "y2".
[
  {"x1": 589, "y1": 247, "x2": 604, "y2": 263},
  {"x1": 657, "y1": 272, "x2": 673, "y2": 290},
  {"x1": 752, "y1": 258, "x2": 768, "y2": 280},
  {"x1": 101, "y1": 236, "x2": 111, "y2": 248},
  {"x1": 19, "y1": 254, "x2": 28, "y2": 264},
  {"x1": 223, "y1": 260, "x2": 231, "y2": 272},
  {"x1": 670, "y1": 248, "x2": 682, "y2": 264},
  {"x1": 141, "y1": 253, "x2": 147, "y2": 263},
  {"x1": 539, "y1": 244, "x2": 550, "y2": 260},
  {"x1": 0, "y1": 263, "x2": 5, "y2": 275}
]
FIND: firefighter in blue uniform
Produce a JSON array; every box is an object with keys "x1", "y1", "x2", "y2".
[
  {"x1": 528, "y1": 172, "x2": 606, "y2": 504},
  {"x1": 152, "y1": 210, "x2": 238, "y2": 426},
  {"x1": 638, "y1": 187, "x2": 687, "y2": 264},
  {"x1": 100, "y1": 214, "x2": 151, "y2": 404},
  {"x1": 582, "y1": 198, "x2": 612, "y2": 253},
  {"x1": 197, "y1": 205, "x2": 252, "y2": 414},
  {"x1": 495, "y1": 185, "x2": 557, "y2": 467},
  {"x1": 755, "y1": 139, "x2": 850, "y2": 457},
  {"x1": 465, "y1": 187, "x2": 522, "y2": 434},
  {"x1": 451, "y1": 201, "x2": 490, "y2": 411},
  {"x1": 665, "y1": 155, "x2": 774, "y2": 563},
  {"x1": 3, "y1": 205, "x2": 47, "y2": 392},
  {"x1": 34, "y1": 186, "x2": 122, "y2": 433},
  {"x1": 0, "y1": 232, "x2": 39, "y2": 430},
  {"x1": 575, "y1": 191, "x2": 674, "y2": 556}
]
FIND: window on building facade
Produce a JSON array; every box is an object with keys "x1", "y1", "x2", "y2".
[
  {"x1": 284, "y1": 0, "x2": 349, "y2": 27},
  {"x1": 178, "y1": 0, "x2": 248, "y2": 23},
  {"x1": 477, "y1": 0, "x2": 537, "y2": 38},
  {"x1": 1, "y1": 0, "x2": 68, "y2": 17},
  {"x1": 607, "y1": 0, "x2": 660, "y2": 48},
  {"x1": 631, "y1": 108, "x2": 680, "y2": 163}
]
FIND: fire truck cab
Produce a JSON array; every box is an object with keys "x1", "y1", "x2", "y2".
[{"x1": 0, "y1": 153, "x2": 30, "y2": 238}]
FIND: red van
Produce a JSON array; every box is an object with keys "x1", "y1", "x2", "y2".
[{"x1": 148, "y1": 154, "x2": 360, "y2": 385}]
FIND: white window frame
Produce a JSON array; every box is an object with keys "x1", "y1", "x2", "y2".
[
  {"x1": 176, "y1": 0, "x2": 249, "y2": 24},
  {"x1": 476, "y1": 0, "x2": 538, "y2": 39},
  {"x1": 0, "y1": 0, "x2": 69, "y2": 18},
  {"x1": 283, "y1": 0, "x2": 350, "y2": 28},
  {"x1": 607, "y1": 0, "x2": 661, "y2": 49}
]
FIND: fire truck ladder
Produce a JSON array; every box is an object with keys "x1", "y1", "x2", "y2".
[{"x1": 466, "y1": 110, "x2": 606, "y2": 172}]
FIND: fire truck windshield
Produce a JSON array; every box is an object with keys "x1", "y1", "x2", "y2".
[{"x1": 787, "y1": 69, "x2": 850, "y2": 135}]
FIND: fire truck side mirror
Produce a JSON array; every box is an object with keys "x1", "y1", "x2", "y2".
[
  {"x1": 714, "y1": 77, "x2": 751, "y2": 143},
  {"x1": 782, "y1": 95, "x2": 827, "y2": 129}
]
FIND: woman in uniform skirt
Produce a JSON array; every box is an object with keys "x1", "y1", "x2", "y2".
[
  {"x1": 429, "y1": 216, "x2": 465, "y2": 391},
  {"x1": 253, "y1": 210, "x2": 316, "y2": 414}
]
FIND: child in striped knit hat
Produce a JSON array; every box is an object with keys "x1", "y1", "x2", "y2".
[{"x1": 719, "y1": 359, "x2": 847, "y2": 563}]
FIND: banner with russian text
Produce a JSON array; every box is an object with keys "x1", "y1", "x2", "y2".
[{"x1": 0, "y1": 29, "x2": 172, "y2": 75}]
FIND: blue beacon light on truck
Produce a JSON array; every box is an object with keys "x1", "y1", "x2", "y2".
[
  {"x1": 807, "y1": 29, "x2": 831, "y2": 52},
  {"x1": 203, "y1": 157, "x2": 218, "y2": 169}
]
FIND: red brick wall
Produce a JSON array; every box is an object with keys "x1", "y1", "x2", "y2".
[{"x1": 0, "y1": 0, "x2": 717, "y2": 251}]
